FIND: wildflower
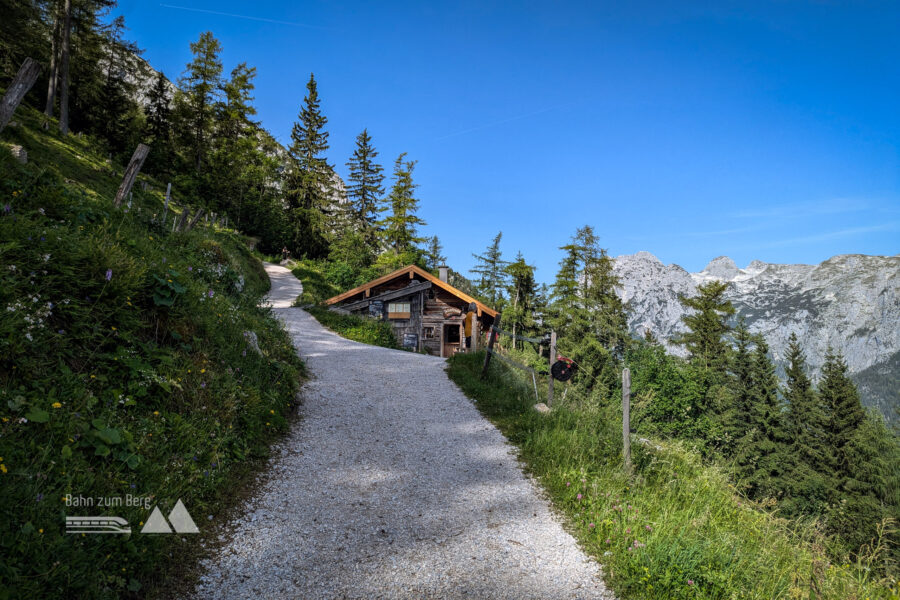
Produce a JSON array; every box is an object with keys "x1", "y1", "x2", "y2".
[
  {"x1": 105, "y1": 269, "x2": 112, "y2": 281},
  {"x1": 58, "y1": 329, "x2": 65, "y2": 334},
  {"x1": 626, "y1": 528, "x2": 631, "y2": 534},
  {"x1": 0, "y1": 464, "x2": 6, "y2": 474},
  {"x1": 51, "y1": 402, "x2": 62, "y2": 409},
  {"x1": 36, "y1": 493, "x2": 44, "y2": 502},
  {"x1": 200, "y1": 382, "x2": 206, "y2": 388},
  {"x1": 576, "y1": 493, "x2": 582, "y2": 500},
  {"x1": 200, "y1": 369, "x2": 206, "y2": 374},
  {"x1": 25, "y1": 332, "x2": 33, "y2": 341},
  {"x1": 566, "y1": 482, "x2": 571, "y2": 487},
  {"x1": 111, "y1": 326, "x2": 117, "y2": 331},
  {"x1": 588, "y1": 523, "x2": 595, "y2": 528},
  {"x1": 207, "y1": 290, "x2": 214, "y2": 298},
  {"x1": 2, "y1": 203, "x2": 11, "y2": 214},
  {"x1": 39, "y1": 528, "x2": 44, "y2": 534},
  {"x1": 687, "y1": 580, "x2": 694, "y2": 586},
  {"x1": 605, "y1": 538, "x2": 611, "y2": 544},
  {"x1": 188, "y1": 266, "x2": 193, "y2": 272},
  {"x1": 153, "y1": 411, "x2": 159, "y2": 416},
  {"x1": 269, "y1": 410, "x2": 275, "y2": 414}
]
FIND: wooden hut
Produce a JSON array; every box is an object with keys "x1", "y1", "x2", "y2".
[{"x1": 325, "y1": 265, "x2": 498, "y2": 356}]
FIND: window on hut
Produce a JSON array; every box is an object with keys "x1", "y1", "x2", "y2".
[{"x1": 387, "y1": 302, "x2": 411, "y2": 319}]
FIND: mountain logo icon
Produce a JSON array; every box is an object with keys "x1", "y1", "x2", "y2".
[{"x1": 140, "y1": 499, "x2": 199, "y2": 534}]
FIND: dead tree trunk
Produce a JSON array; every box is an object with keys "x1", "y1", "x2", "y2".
[
  {"x1": 44, "y1": 6, "x2": 61, "y2": 117},
  {"x1": 113, "y1": 143, "x2": 151, "y2": 208},
  {"x1": 58, "y1": 0, "x2": 72, "y2": 135},
  {"x1": 0, "y1": 58, "x2": 42, "y2": 133}
]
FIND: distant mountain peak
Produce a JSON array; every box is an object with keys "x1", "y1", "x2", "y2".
[{"x1": 612, "y1": 252, "x2": 900, "y2": 423}]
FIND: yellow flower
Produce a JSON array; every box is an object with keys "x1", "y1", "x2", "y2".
[
  {"x1": 269, "y1": 410, "x2": 274, "y2": 414},
  {"x1": 0, "y1": 464, "x2": 7, "y2": 474},
  {"x1": 90, "y1": 375, "x2": 96, "y2": 379},
  {"x1": 266, "y1": 422, "x2": 270, "y2": 426},
  {"x1": 111, "y1": 326, "x2": 117, "y2": 331},
  {"x1": 200, "y1": 369, "x2": 206, "y2": 374},
  {"x1": 153, "y1": 411, "x2": 159, "y2": 416},
  {"x1": 127, "y1": 302, "x2": 132, "y2": 306},
  {"x1": 39, "y1": 528, "x2": 43, "y2": 534},
  {"x1": 52, "y1": 402, "x2": 62, "y2": 409},
  {"x1": 149, "y1": 236, "x2": 153, "y2": 240}
]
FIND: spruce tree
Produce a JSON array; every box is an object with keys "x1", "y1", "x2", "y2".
[
  {"x1": 820, "y1": 348, "x2": 865, "y2": 475},
  {"x1": 505, "y1": 253, "x2": 537, "y2": 350},
  {"x1": 470, "y1": 232, "x2": 509, "y2": 305},
  {"x1": 144, "y1": 71, "x2": 173, "y2": 174},
  {"x1": 286, "y1": 73, "x2": 334, "y2": 257},
  {"x1": 346, "y1": 129, "x2": 385, "y2": 254},
  {"x1": 379, "y1": 153, "x2": 425, "y2": 256},
  {"x1": 425, "y1": 236, "x2": 446, "y2": 271},
  {"x1": 781, "y1": 333, "x2": 830, "y2": 515},
  {"x1": 723, "y1": 318, "x2": 755, "y2": 452},
  {"x1": 676, "y1": 280, "x2": 734, "y2": 372}
]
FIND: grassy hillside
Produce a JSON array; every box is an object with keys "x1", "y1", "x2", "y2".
[
  {"x1": 0, "y1": 106, "x2": 304, "y2": 598},
  {"x1": 447, "y1": 352, "x2": 897, "y2": 599}
]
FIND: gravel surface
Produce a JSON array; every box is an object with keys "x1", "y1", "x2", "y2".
[{"x1": 191, "y1": 263, "x2": 613, "y2": 599}]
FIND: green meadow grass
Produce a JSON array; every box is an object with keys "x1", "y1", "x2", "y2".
[
  {"x1": 1, "y1": 106, "x2": 304, "y2": 598},
  {"x1": 447, "y1": 351, "x2": 897, "y2": 599},
  {"x1": 305, "y1": 305, "x2": 400, "y2": 350}
]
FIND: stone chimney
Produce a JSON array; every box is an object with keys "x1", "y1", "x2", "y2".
[{"x1": 438, "y1": 265, "x2": 449, "y2": 283}]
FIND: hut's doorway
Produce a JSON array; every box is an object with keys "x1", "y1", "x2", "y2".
[{"x1": 442, "y1": 323, "x2": 461, "y2": 358}]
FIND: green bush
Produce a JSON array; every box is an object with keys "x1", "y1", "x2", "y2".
[
  {"x1": 0, "y1": 110, "x2": 304, "y2": 598},
  {"x1": 305, "y1": 305, "x2": 400, "y2": 350},
  {"x1": 446, "y1": 351, "x2": 897, "y2": 599}
]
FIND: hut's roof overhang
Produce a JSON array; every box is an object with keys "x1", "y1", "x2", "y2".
[{"x1": 325, "y1": 265, "x2": 498, "y2": 317}]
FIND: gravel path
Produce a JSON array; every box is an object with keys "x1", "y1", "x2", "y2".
[{"x1": 191, "y1": 263, "x2": 613, "y2": 599}]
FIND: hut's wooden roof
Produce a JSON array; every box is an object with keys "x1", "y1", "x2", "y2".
[{"x1": 325, "y1": 265, "x2": 498, "y2": 317}]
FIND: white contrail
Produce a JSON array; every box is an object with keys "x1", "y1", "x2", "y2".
[{"x1": 159, "y1": 4, "x2": 331, "y2": 29}]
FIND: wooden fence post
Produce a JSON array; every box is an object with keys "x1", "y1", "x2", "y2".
[
  {"x1": 481, "y1": 313, "x2": 501, "y2": 378},
  {"x1": 175, "y1": 207, "x2": 190, "y2": 232},
  {"x1": 548, "y1": 330, "x2": 557, "y2": 406},
  {"x1": 113, "y1": 143, "x2": 150, "y2": 208},
  {"x1": 471, "y1": 312, "x2": 479, "y2": 353},
  {"x1": 622, "y1": 367, "x2": 632, "y2": 475},
  {"x1": 161, "y1": 182, "x2": 171, "y2": 225},
  {"x1": 0, "y1": 58, "x2": 42, "y2": 133},
  {"x1": 183, "y1": 207, "x2": 205, "y2": 232}
]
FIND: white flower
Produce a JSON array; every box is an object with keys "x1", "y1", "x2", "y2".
[
  {"x1": 25, "y1": 333, "x2": 33, "y2": 341},
  {"x1": 42, "y1": 254, "x2": 50, "y2": 262}
]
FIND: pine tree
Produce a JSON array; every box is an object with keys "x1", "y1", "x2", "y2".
[
  {"x1": 94, "y1": 16, "x2": 143, "y2": 158},
  {"x1": 781, "y1": 333, "x2": 830, "y2": 515},
  {"x1": 723, "y1": 318, "x2": 755, "y2": 452},
  {"x1": 346, "y1": 129, "x2": 385, "y2": 254},
  {"x1": 210, "y1": 62, "x2": 259, "y2": 215},
  {"x1": 144, "y1": 71, "x2": 173, "y2": 174},
  {"x1": 286, "y1": 73, "x2": 334, "y2": 258},
  {"x1": 505, "y1": 253, "x2": 537, "y2": 350},
  {"x1": 470, "y1": 231, "x2": 509, "y2": 305},
  {"x1": 424, "y1": 235, "x2": 446, "y2": 271},
  {"x1": 820, "y1": 348, "x2": 865, "y2": 474},
  {"x1": 379, "y1": 153, "x2": 425, "y2": 256},
  {"x1": 676, "y1": 280, "x2": 734, "y2": 372},
  {"x1": 175, "y1": 31, "x2": 223, "y2": 176},
  {"x1": 733, "y1": 338, "x2": 788, "y2": 500}
]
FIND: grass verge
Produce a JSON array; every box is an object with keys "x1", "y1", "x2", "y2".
[
  {"x1": 446, "y1": 351, "x2": 897, "y2": 599},
  {"x1": 305, "y1": 305, "x2": 400, "y2": 350}
]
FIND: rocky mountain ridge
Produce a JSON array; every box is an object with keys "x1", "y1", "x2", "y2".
[{"x1": 613, "y1": 251, "x2": 900, "y2": 421}]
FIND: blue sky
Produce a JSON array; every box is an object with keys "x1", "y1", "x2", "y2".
[{"x1": 115, "y1": 1, "x2": 898, "y2": 281}]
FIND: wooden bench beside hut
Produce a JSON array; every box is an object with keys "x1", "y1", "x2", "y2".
[{"x1": 325, "y1": 265, "x2": 498, "y2": 357}]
